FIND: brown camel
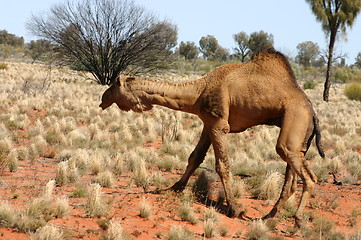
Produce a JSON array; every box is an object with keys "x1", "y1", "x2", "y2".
[{"x1": 99, "y1": 49, "x2": 324, "y2": 227}]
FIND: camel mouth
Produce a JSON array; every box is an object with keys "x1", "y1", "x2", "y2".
[{"x1": 99, "y1": 103, "x2": 109, "y2": 110}]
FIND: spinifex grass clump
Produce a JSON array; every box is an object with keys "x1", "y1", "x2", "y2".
[
  {"x1": 192, "y1": 171, "x2": 213, "y2": 202},
  {"x1": 246, "y1": 220, "x2": 270, "y2": 240},
  {"x1": 139, "y1": 198, "x2": 152, "y2": 219},
  {"x1": 258, "y1": 171, "x2": 282, "y2": 201},
  {"x1": 179, "y1": 202, "x2": 198, "y2": 224},
  {"x1": 93, "y1": 170, "x2": 115, "y2": 188},
  {"x1": 86, "y1": 183, "x2": 109, "y2": 217},
  {"x1": 166, "y1": 225, "x2": 194, "y2": 240},
  {"x1": 132, "y1": 159, "x2": 151, "y2": 192},
  {"x1": 101, "y1": 220, "x2": 129, "y2": 240},
  {"x1": 30, "y1": 224, "x2": 64, "y2": 240}
]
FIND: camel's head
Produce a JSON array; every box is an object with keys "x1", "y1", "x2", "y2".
[{"x1": 99, "y1": 76, "x2": 153, "y2": 112}]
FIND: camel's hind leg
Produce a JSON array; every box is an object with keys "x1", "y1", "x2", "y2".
[
  {"x1": 273, "y1": 110, "x2": 317, "y2": 227},
  {"x1": 263, "y1": 164, "x2": 297, "y2": 219},
  {"x1": 170, "y1": 127, "x2": 211, "y2": 192}
]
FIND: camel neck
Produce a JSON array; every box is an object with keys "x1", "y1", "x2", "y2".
[{"x1": 126, "y1": 77, "x2": 205, "y2": 114}]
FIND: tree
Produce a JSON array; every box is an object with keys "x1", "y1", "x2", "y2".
[
  {"x1": 248, "y1": 31, "x2": 274, "y2": 55},
  {"x1": 232, "y1": 31, "x2": 274, "y2": 62},
  {"x1": 0, "y1": 30, "x2": 24, "y2": 48},
  {"x1": 178, "y1": 41, "x2": 199, "y2": 60},
  {"x1": 27, "y1": 0, "x2": 177, "y2": 85},
  {"x1": 199, "y1": 35, "x2": 229, "y2": 61},
  {"x1": 26, "y1": 39, "x2": 54, "y2": 63},
  {"x1": 296, "y1": 41, "x2": 320, "y2": 67},
  {"x1": 354, "y1": 52, "x2": 361, "y2": 69},
  {"x1": 233, "y1": 31, "x2": 250, "y2": 62},
  {"x1": 306, "y1": 0, "x2": 361, "y2": 101}
]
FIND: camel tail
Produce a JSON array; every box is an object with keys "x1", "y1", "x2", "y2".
[{"x1": 313, "y1": 115, "x2": 325, "y2": 158}]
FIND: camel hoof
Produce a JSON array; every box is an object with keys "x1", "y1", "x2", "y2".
[
  {"x1": 169, "y1": 182, "x2": 185, "y2": 193},
  {"x1": 262, "y1": 208, "x2": 277, "y2": 220},
  {"x1": 295, "y1": 216, "x2": 304, "y2": 229},
  {"x1": 226, "y1": 206, "x2": 245, "y2": 219}
]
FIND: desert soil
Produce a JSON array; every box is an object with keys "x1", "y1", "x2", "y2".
[{"x1": 0, "y1": 110, "x2": 360, "y2": 240}]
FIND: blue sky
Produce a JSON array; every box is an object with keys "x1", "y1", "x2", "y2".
[{"x1": 1, "y1": 0, "x2": 360, "y2": 64}]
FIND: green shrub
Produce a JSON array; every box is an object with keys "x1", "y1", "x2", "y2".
[
  {"x1": 303, "y1": 80, "x2": 318, "y2": 90},
  {"x1": 344, "y1": 82, "x2": 361, "y2": 101},
  {"x1": 0, "y1": 62, "x2": 8, "y2": 70}
]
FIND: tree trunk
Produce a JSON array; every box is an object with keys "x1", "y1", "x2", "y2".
[{"x1": 323, "y1": 31, "x2": 336, "y2": 102}]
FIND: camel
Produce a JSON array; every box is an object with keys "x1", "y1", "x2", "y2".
[{"x1": 99, "y1": 49, "x2": 325, "y2": 227}]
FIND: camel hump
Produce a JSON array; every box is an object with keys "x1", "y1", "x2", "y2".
[
  {"x1": 251, "y1": 48, "x2": 296, "y2": 82},
  {"x1": 252, "y1": 48, "x2": 291, "y2": 66}
]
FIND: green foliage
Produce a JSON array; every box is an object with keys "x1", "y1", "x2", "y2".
[
  {"x1": 355, "y1": 52, "x2": 361, "y2": 68},
  {"x1": 248, "y1": 31, "x2": 274, "y2": 54},
  {"x1": 199, "y1": 35, "x2": 229, "y2": 61},
  {"x1": 0, "y1": 62, "x2": 8, "y2": 70},
  {"x1": 233, "y1": 31, "x2": 251, "y2": 62},
  {"x1": 306, "y1": 0, "x2": 361, "y2": 34},
  {"x1": 296, "y1": 41, "x2": 320, "y2": 68},
  {"x1": 178, "y1": 41, "x2": 199, "y2": 60},
  {"x1": 70, "y1": 185, "x2": 87, "y2": 198},
  {"x1": 0, "y1": 30, "x2": 24, "y2": 48},
  {"x1": 26, "y1": 39, "x2": 53, "y2": 63},
  {"x1": 344, "y1": 82, "x2": 361, "y2": 101},
  {"x1": 334, "y1": 67, "x2": 353, "y2": 83},
  {"x1": 303, "y1": 80, "x2": 318, "y2": 90},
  {"x1": 306, "y1": 0, "x2": 361, "y2": 101},
  {"x1": 233, "y1": 31, "x2": 274, "y2": 62}
]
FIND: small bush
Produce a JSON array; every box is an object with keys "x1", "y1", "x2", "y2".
[
  {"x1": 101, "y1": 220, "x2": 128, "y2": 240},
  {"x1": 30, "y1": 224, "x2": 64, "y2": 240},
  {"x1": 204, "y1": 207, "x2": 218, "y2": 223},
  {"x1": 246, "y1": 220, "x2": 270, "y2": 240},
  {"x1": 139, "y1": 198, "x2": 152, "y2": 219},
  {"x1": 132, "y1": 159, "x2": 150, "y2": 192},
  {"x1": 166, "y1": 225, "x2": 194, "y2": 240},
  {"x1": 179, "y1": 202, "x2": 198, "y2": 224},
  {"x1": 0, "y1": 200, "x2": 17, "y2": 227},
  {"x1": 258, "y1": 171, "x2": 282, "y2": 201},
  {"x1": 69, "y1": 185, "x2": 87, "y2": 198},
  {"x1": 0, "y1": 62, "x2": 9, "y2": 70},
  {"x1": 303, "y1": 80, "x2": 317, "y2": 90},
  {"x1": 55, "y1": 161, "x2": 68, "y2": 186},
  {"x1": 301, "y1": 217, "x2": 345, "y2": 240},
  {"x1": 85, "y1": 183, "x2": 108, "y2": 217},
  {"x1": 192, "y1": 171, "x2": 212, "y2": 202},
  {"x1": 93, "y1": 171, "x2": 115, "y2": 188},
  {"x1": 204, "y1": 219, "x2": 216, "y2": 238},
  {"x1": 344, "y1": 82, "x2": 361, "y2": 101}
]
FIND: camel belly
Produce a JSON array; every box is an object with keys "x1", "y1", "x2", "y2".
[{"x1": 228, "y1": 106, "x2": 283, "y2": 133}]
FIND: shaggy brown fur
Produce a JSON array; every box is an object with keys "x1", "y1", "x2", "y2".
[{"x1": 99, "y1": 49, "x2": 324, "y2": 227}]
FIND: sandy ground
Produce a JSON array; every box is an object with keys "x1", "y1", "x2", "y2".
[{"x1": 0, "y1": 126, "x2": 360, "y2": 240}]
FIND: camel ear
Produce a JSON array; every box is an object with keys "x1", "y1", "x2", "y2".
[
  {"x1": 114, "y1": 77, "x2": 121, "y2": 86},
  {"x1": 125, "y1": 76, "x2": 135, "y2": 82}
]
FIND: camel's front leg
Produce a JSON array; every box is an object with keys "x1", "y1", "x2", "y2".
[
  {"x1": 209, "y1": 122, "x2": 243, "y2": 217},
  {"x1": 170, "y1": 128, "x2": 211, "y2": 192}
]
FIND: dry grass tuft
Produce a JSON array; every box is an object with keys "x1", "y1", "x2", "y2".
[
  {"x1": 86, "y1": 183, "x2": 109, "y2": 217},
  {"x1": 166, "y1": 225, "x2": 194, "y2": 240},
  {"x1": 139, "y1": 198, "x2": 152, "y2": 219},
  {"x1": 258, "y1": 171, "x2": 282, "y2": 201},
  {"x1": 246, "y1": 220, "x2": 270, "y2": 240},
  {"x1": 30, "y1": 224, "x2": 64, "y2": 240}
]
